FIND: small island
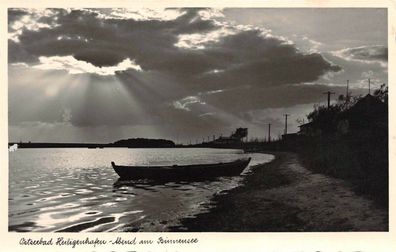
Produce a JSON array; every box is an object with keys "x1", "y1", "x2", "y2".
[{"x1": 110, "y1": 138, "x2": 175, "y2": 148}]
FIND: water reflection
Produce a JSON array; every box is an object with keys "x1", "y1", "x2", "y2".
[{"x1": 9, "y1": 148, "x2": 273, "y2": 232}]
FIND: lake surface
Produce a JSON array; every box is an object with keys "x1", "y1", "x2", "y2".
[{"x1": 9, "y1": 148, "x2": 273, "y2": 232}]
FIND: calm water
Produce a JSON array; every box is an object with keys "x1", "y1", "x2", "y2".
[{"x1": 9, "y1": 148, "x2": 273, "y2": 232}]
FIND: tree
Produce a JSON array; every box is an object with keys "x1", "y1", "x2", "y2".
[
  {"x1": 306, "y1": 104, "x2": 342, "y2": 134},
  {"x1": 373, "y1": 84, "x2": 388, "y2": 104}
]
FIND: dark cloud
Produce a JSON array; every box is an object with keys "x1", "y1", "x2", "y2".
[
  {"x1": 148, "y1": 29, "x2": 341, "y2": 92},
  {"x1": 73, "y1": 49, "x2": 126, "y2": 67},
  {"x1": 170, "y1": 8, "x2": 218, "y2": 33},
  {"x1": 338, "y1": 45, "x2": 387, "y2": 62},
  {"x1": 8, "y1": 8, "x2": 348, "y2": 141},
  {"x1": 8, "y1": 8, "x2": 217, "y2": 67},
  {"x1": 8, "y1": 9, "x2": 28, "y2": 27},
  {"x1": 8, "y1": 40, "x2": 39, "y2": 64},
  {"x1": 9, "y1": 8, "x2": 340, "y2": 80},
  {"x1": 202, "y1": 84, "x2": 367, "y2": 113}
]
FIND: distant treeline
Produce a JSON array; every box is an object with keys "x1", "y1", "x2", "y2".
[{"x1": 9, "y1": 138, "x2": 176, "y2": 148}]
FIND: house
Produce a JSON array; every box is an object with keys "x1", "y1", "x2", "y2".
[
  {"x1": 281, "y1": 133, "x2": 299, "y2": 141},
  {"x1": 342, "y1": 94, "x2": 387, "y2": 131},
  {"x1": 298, "y1": 121, "x2": 322, "y2": 136},
  {"x1": 298, "y1": 121, "x2": 313, "y2": 135},
  {"x1": 212, "y1": 128, "x2": 248, "y2": 146}
]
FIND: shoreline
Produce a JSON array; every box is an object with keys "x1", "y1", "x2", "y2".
[{"x1": 170, "y1": 152, "x2": 388, "y2": 231}]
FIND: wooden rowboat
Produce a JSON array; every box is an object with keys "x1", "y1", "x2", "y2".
[{"x1": 111, "y1": 157, "x2": 251, "y2": 180}]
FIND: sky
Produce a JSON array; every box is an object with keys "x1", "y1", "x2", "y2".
[{"x1": 8, "y1": 8, "x2": 388, "y2": 143}]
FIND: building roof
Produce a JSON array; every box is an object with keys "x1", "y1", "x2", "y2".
[{"x1": 298, "y1": 121, "x2": 314, "y2": 128}]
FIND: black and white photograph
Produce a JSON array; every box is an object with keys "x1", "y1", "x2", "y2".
[{"x1": 4, "y1": 2, "x2": 392, "y2": 244}]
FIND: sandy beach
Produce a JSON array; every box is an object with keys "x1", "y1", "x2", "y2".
[{"x1": 171, "y1": 152, "x2": 388, "y2": 231}]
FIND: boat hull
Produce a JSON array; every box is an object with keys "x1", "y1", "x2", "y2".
[{"x1": 111, "y1": 158, "x2": 251, "y2": 181}]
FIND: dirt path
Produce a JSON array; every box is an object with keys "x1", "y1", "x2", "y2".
[
  {"x1": 172, "y1": 152, "x2": 388, "y2": 231},
  {"x1": 262, "y1": 153, "x2": 388, "y2": 231}
]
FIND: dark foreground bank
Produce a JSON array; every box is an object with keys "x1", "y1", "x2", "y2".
[{"x1": 170, "y1": 152, "x2": 388, "y2": 231}]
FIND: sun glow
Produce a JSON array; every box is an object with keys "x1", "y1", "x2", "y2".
[{"x1": 33, "y1": 56, "x2": 142, "y2": 76}]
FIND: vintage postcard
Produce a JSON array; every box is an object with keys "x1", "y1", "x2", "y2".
[{"x1": 1, "y1": 0, "x2": 395, "y2": 251}]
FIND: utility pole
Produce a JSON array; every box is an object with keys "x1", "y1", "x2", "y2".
[
  {"x1": 346, "y1": 80, "x2": 349, "y2": 101},
  {"x1": 268, "y1": 123, "x2": 271, "y2": 142},
  {"x1": 368, "y1": 78, "x2": 371, "y2": 95},
  {"x1": 323, "y1": 91, "x2": 335, "y2": 108},
  {"x1": 284, "y1": 114, "x2": 289, "y2": 135}
]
